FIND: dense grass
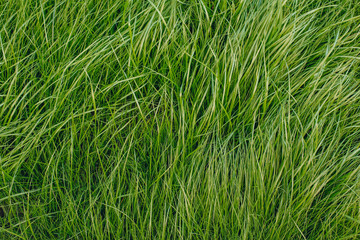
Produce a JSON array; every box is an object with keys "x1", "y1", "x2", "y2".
[{"x1": 0, "y1": 0, "x2": 360, "y2": 239}]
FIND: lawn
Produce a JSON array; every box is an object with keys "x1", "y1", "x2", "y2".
[{"x1": 0, "y1": 0, "x2": 360, "y2": 239}]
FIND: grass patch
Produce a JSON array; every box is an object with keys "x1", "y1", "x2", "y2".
[{"x1": 1, "y1": 0, "x2": 360, "y2": 239}]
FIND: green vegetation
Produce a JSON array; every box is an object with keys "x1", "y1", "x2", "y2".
[{"x1": 1, "y1": 0, "x2": 360, "y2": 239}]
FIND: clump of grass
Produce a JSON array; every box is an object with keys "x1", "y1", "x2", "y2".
[{"x1": 1, "y1": 0, "x2": 360, "y2": 239}]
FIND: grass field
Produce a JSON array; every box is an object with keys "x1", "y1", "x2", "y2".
[{"x1": 1, "y1": 0, "x2": 360, "y2": 239}]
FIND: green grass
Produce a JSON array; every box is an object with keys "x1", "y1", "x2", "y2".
[{"x1": 0, "y1": 0, "x2": 360, "y2": 239}]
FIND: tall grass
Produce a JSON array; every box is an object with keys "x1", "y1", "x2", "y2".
[{"x1": 1, "y1": 0, "x2": 360, "y2": 239}]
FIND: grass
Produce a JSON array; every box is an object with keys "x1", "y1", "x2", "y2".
[{"x1": 0, "y1": 0, "x2": 360, "y2": 239}]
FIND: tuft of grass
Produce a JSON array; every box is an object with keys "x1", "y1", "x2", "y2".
[{"x1": 0, "y1": 0, "x2": 360, "y2": 239}]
